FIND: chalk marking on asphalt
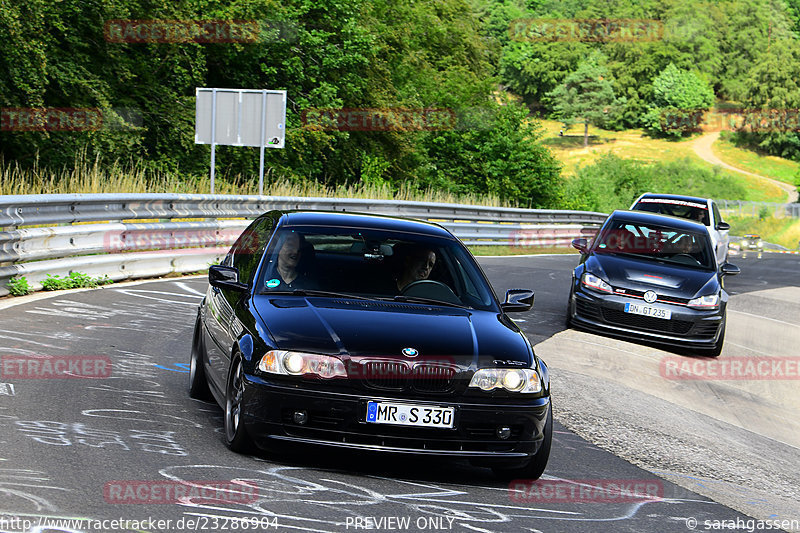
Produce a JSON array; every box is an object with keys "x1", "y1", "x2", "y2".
[
  {"x1": 0, "y1": 334, "x2": 66, "y2": 350},
  {"x1": 112, "y1": 288, "x2": 201, "y2": 298},
  {"x1": 112, "y1": 289, "x2": 199, "y2": 305},
  {"x1": 461, "y1": 524, "x2": 496, "y2": 533}
]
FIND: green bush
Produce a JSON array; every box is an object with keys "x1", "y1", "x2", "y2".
[
  {"x1": 564, "y1": 154, "x2": 749, "y2": 213},
  {"x1": 6, "y1": 277, "x2": 32, "y2": 296},
  {"x1": 41, "y1": 272, "x2": 113, "y2": 291}
]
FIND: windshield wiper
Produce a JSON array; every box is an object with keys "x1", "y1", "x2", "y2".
[
  {"x1": 389, "y1": 295, "x2": 469, "y2": 309},
  {"x1": 263, "y1": 289, "x2": 371, "y2": 300}
]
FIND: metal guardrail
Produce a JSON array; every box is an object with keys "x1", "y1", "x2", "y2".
[{"x1": 0, "y1": 194, "x2": 607, "y2": 296}]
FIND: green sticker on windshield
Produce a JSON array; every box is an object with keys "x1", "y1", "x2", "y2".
[{"x1": 265, "y1": 278, "x2": 280, "y2": 288}]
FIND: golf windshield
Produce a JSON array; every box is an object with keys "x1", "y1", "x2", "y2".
[{"x1": 593, "y1": 219, "x2": 716, "y2": 270}]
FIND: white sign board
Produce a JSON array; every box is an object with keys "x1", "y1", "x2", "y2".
[
  {"x1": 195, "y1": 88, "x2": 287, "y2": 194},
  {"x1": 195, "y1": 88, "x2": 285, "y2": 147}
]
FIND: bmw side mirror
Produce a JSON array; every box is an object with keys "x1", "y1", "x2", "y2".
[
  {"x1": 720, "y1": 263, "x2": 740, "y2": 276},
  {"x1": 209, "y1": 265, "x2": 249, "y2": 291},
  {"x1": 716, "y1": 222, "x2": 730, "y2": 231},
  {"x1": 502, "y1": 289, "x2": 534, "y2": 313},
  {"x1": 571, "y1": 238, "x2": 589, "y2": 253}
]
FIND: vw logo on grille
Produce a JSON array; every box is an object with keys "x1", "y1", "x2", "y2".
[
  {"x1": 643, "y1": 290, "x2": 658, "y2": 303},
  {"x1": 401, "y1": 347, "x2": 419, "y2": 358}
]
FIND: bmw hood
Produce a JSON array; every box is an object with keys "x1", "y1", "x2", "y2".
[
  {"x1": 586, "y1": 253, "x2": 719, "y2": 298},
  {"x1": 252, "y1": 296, "x2": 532, "y2": 367}
]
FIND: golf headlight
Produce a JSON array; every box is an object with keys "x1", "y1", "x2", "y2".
[
  {"x1": 687, "y1": 294, "x2": 719, "y2": 309},
  {"x1": 469, "y1": 368, "x2": 542, "y2": 393},
  {"x1": 258, "y1": 350, "x2": 347, "y2": 379},
  {"x1": 757, "y1": 240, "x2": 763, "y2": 247},
  {"x1": 582, "y1": 272, "x2": 612, "y2": 293}
]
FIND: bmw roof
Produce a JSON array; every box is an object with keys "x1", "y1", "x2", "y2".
[{"x1": 278, "y1": 210, "x2": 456, "y2": 239}]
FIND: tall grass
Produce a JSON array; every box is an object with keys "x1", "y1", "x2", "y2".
[{"x1": 0, "y1": 153, "x2": 512, "y2": 207}]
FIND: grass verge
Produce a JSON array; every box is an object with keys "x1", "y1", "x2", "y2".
[
  {"x1": 727, "y1": 216, "x2": 800, "y2": 250},
  {"x1": 713, "y1": 136, "x2": 800, "y2": 187},
  {"x1": 539, "y1": 119, "x2": 789, "y2": 202}
]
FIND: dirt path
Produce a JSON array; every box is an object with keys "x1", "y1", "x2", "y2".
[{"x1": 692, "y1": 131, "x2": 799, "y2": 203}]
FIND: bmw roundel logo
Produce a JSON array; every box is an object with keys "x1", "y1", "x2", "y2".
[
  {"x1": 401, "y1": 347, "x2": 419, "y2": 358},
  {"x1": 643, "y1": 290, "x2": 658, "y2": 303}
]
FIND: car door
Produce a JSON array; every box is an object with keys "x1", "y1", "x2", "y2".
[
  {"x1": 711, "y1": 201, "x2": 729, "y2": 262},
  {"x1": 204, "y1": 216, "x2": 275, "y2": 392}
]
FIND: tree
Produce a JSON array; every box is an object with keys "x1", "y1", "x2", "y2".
[
  {"x1": 734, "y1": 39, "x2": 800, "y2": 160},
  {"x1": 420, "y1": 100, "x2": 563, "y2": 207},
  {"x1": 545, "y1": 51, "x2": 621, "y2": 147},
  {"x1": 643, "y1": 63, "x2": 715, "y2": 137}
]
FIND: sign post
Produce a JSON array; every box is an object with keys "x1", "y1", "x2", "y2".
[{"x1": 195, "y1": 88, "x2": 286, "y2": 195}]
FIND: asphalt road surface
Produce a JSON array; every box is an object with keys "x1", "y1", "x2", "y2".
[{"x1": 0, "y1": 252, "x2": 797, "y2": 533}]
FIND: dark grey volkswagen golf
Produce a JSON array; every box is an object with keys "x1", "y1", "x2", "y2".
[
  {"x1": 567, "y1": 210, "x2": 740, "y2": 356},
  {"x1": 190, "y1": 210, "x2": 552, "y2": 479}
]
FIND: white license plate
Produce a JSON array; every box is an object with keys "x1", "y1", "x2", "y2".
[
  {"x1": 366, "y1": 401, "x2": 454, "y2": 429},
  {"x1": 624, "y1": 302, "x2": 671, "y2": 319}
]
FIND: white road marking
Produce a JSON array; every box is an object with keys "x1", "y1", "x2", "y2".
[
  {"x1": 728, "y1": 309, "x2": 800, "y2": 328},
  {"x1": 174, "y1": 281, "x2": 206, "y2": 296}
]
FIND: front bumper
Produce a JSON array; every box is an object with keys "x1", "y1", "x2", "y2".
[
  {"x1": 570, "y1": 288, "x2": 724, "y2": 348},
  {"x1": 240, "y1": 376, "x2": 550, "y2": 464}
]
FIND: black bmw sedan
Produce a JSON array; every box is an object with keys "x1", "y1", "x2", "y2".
[
  {"x1": 567, "y1": 210, "x2": 740, "y2": 357},
  {"x1": 190, "y1": 210, "x2": 552, "y2": 479}
]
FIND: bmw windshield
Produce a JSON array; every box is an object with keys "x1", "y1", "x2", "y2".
[{"x1": 257, "y1": 227, "x2": 498, "y2": 311}]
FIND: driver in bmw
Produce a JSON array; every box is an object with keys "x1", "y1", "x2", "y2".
[{"x1": 395, "y1": 246, "x2": 436, "y2": 291}]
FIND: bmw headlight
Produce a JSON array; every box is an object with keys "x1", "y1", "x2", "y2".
[
  {"x1": 582, "y1": 272, "x2": 613, "y2": 293},
  {"x1": 687, "y1": 294, "x2": 720, "y2": 309},
  {"x1": 469, "y1": 368, "x2": 542, "y2": 393},
  {"x1": 258, "y1": 350, "x2": 347, "y2": 379}
]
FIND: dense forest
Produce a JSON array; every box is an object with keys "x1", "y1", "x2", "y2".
[{"x1": 1, "y1": 0, "x2": 799, "y2": 205}]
